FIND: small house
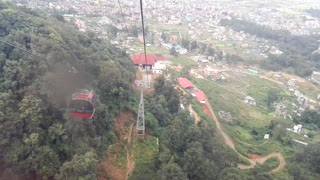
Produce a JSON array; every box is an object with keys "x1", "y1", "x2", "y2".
[
  {"x1": 194, "y1": 90, "x2": 207, "y2": 103},
  {"x1": 244, "y1": 96, "x2": 256, "y2": 106},
  {"x1": 293, "y1": 90, "x2": 301, "y2": 97},
  {"x1": 177, "y1": 77, "x2": 194, "y2": 90},
  {"x1": 293, "y1": 124, "x2": 302, "y2": 133},
  {"x1": 286, "y1": 124, "x2": 303, "y2": 134},
  {"x1": 178, "y1": 48, "x2": 188, "y2": 55},
  {"x1": 131, "y1": 53, "x2": 156, "y2": 70},
  {"x1": 218, "y1": 111, "x2": 233, "y2": 122},
  {"x1": 204, "y1": 67, "x2": 221, "y2": 79},
  {"x1": 152, "y1": 61, "x2": 167, "y2": 74},
  {"x1": 275, "y1": 103, "x2": 287, "y2": 118},
  {"x1": 297, "y1": 96, "x2": 309, "y2": 109},
  {"x1": 131, "y1": 53, "x2": 166, "y2": 71}
]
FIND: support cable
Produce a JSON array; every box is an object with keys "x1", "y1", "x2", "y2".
[
  {"x1": 139, "y1": 0, "x2": 149, "y2": 85},
  {"x1": 0, "y1": 39, "x2": 47, "y2": 61},
  {"x1": 117, "y1": 0, "x2": 129, "y2": 34}
]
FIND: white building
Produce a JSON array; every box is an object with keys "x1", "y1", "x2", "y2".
[
  {"x1": 275, "y1": 103, "x2": 287, "y2": 118},
  {"x1": 244, "y1": 96, "x2": 256, "y2": 106},
  {"x1": 152, "y1": 61, "x2": 167, "y2": 74},
  {"x1": 178, "y1": 48, "x2": 188, "y2": 55},
  {"x1": 286, "y1": 124, "x2": 303, "y2": 133},
  {"x1": 287, "y1": 78, "x2": 296, "y2": 87}
]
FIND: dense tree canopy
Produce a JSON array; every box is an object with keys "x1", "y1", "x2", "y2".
[
  {"x1": 295, "y1": 110, "x2": 320, "y2": 128},
  {"x1": 0, "y1": 2, "x2": 135, "y2": 179},
  {"x1": 293, "y1": 143, "x2": 320, "y2": 179}
]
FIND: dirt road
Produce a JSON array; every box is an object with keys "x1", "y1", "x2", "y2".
[
  {"x1": 99, "y1": 113, "x2": 135, "y2": 180},
  {"x1": 204, "y1": 103, "x2": 235, "y2": 149},
  {"x1": 125, "y1": 146, "x2": 135, "y2": 180},
  {"x1": 204, "y1": 102, "x2": 286, "y2": 173},
  {"x1": 237, "y1": 152, "x2": 286, "y2": 173},
  {"x1": 188, "y1": 105, "x2": 200, "y2": 124}
]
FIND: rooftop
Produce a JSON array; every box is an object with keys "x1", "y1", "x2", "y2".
[
  {"x1": 195, "y1": 90, "x2": 207, "y2": 101},
  {"x1": 177, "y1": 77, "x2": 194, "y2": 89}
]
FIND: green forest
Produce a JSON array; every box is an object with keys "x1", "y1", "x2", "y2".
[
  {"x1": 0, "y1": 2, "x2": 135, "y2": 179},
  {"x1": 220, "y1": 18, "x2": 320, "y2": 77}
]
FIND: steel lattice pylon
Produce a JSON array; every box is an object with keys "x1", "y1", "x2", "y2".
[{"x1": 136, "y1": 90, "x2": 145, "y2": 136}]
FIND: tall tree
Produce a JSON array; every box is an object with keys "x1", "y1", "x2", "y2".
[
  {"x1": 56, "y1": 151, "x2": 98, "y2": 180},
  {"x1": 158, "y1": 162, "x2": 188, "y2": 180}
]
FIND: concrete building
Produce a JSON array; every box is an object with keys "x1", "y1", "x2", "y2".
[{"x1": 244, "y1": 96, "x2": 256, "y2": 106}]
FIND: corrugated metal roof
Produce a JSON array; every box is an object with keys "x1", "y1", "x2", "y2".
[
  {"x1": 195, "y1": 90, "x2": 206, "y2": 101},
  {"x1": 177, "y1": 77, "x2": 194, "y2": 89}
]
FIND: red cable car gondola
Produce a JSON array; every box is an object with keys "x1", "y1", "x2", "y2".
[{"x1": 70, "y1": 89, "x2": 96, "y2": 119}]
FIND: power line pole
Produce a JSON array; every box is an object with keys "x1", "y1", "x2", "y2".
[
  {"x1": 136, "y1": 90, "x2": 145, "y2": 137},
  {"x1": 136, "y1": 0, "x2": 147, "y2": 138}
]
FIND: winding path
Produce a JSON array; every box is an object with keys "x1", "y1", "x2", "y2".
[
  {"x1": 204, "y1": 102, "x2": 286, "y2": 173},
  {"x1": 189, "y1": 105, "x2": 200, "y2": 124}
]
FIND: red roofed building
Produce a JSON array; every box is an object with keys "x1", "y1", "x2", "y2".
[
  {"x1": 177, "y1": 77, "x2": 194, "y2": 89},
  {"x1": 194, "y1": 90, "x2": 207, "y2": 103},
  {"x1": 131, "y1": 53, "x2": 165, "y2": 70}
]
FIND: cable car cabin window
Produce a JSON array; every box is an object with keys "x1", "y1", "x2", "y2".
[
  {"x1": 70, "y1": 100, "x2": 94, "y2": 113},
  {"x1": 91, "y1": 96, "x2": 96, "y2": 107}
]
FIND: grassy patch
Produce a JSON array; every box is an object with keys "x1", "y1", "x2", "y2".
[
  {"x1": 261, "y1": 157, "x2": 280, "y2": 172},
  {"x1": 227, "y1": 125, "x2": 254, "y2": 140},
  {"x1": 107, "y1": 143, "x2": 127, "y2": 168},
  {"x1": 193, "y1": 78, "x2": 282, "y2": 130},
  {"x1": 130, "y1": 136, "x2": 159, "y2": 179},
  {"x1": 170, "y1": 56, "x2": 197, "y2": 68},
  {"x1": 235, "y1": 140, "x2": 281, "y2": 157},
  {"x1": 239, "y1": 156, "x2": 251, "y2": 166}
]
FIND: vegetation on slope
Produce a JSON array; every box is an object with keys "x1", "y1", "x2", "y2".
[
  {"x1": 133, "y1": 76, "x2": 239, "y2": 180},
  {"x1": 0, "y1": 2, "x2": 135, "y2": 179}
]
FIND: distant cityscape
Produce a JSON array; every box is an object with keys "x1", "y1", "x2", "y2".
[{"x1": 11, "y1": 0, "x2": 320, "y2": 59}]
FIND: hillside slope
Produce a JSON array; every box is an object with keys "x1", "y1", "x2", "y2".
[{"x1": 0, "y1": 2, "x2": 135, "y2": 179}]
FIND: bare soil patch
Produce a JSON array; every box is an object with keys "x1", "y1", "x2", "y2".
[
  {"x1": 115, "y1": 112, "x2": 134, "y2": 140},
  {"x1": 248, "y1": 153, "x2": 263, "y2": 159},
  {"x1": 98, "y1": 149, "x2": 126, "y2": 180},
  {"x1": 98, "y1": 112, "x2": 135, "y2": 180}
]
